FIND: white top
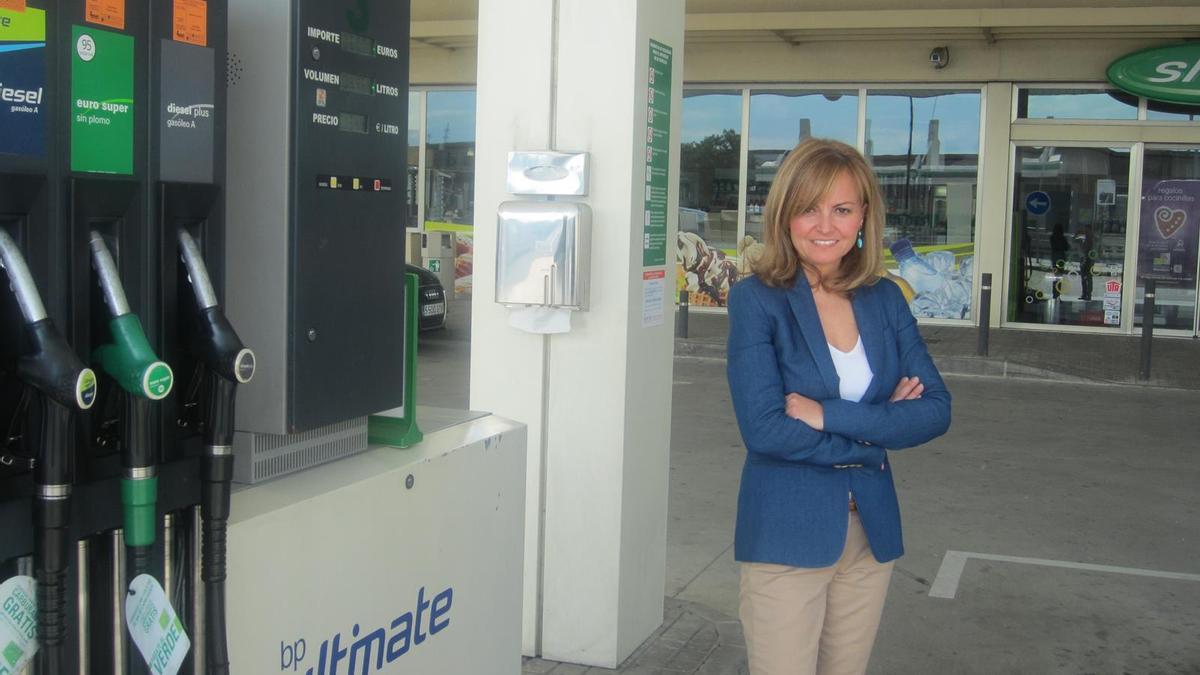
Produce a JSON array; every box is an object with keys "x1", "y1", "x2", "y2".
[{"x1": 828, "y1": 336, "x2": 873, "y2": 403}]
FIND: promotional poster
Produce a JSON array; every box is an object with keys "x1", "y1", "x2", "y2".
[{"x1": 1138, "y1": 179, "x2": 1199, "y2": 283}]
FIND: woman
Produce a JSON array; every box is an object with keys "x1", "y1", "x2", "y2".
[{"x1": 726, "y1": 138, "x2": 951, "y2": 675}]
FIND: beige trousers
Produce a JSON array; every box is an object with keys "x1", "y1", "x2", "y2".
[{"x1": 739, "y1": 512, "x2": 895, "y2": 675}]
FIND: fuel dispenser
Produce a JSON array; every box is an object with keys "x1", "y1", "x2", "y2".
[
  {"x1": 0, "y1": 0, "x2": 233, "y2": 671},
  {"x1": 0, "y1": 229, "x2": 96, "y2": 674},
  {"x1": 1, "y1": 2, "x2": 79, "y2": 673},
  {"x1": 149, "y1": 1, "x2": 233, "y2": 671},
  {"x1": 175, "y1": 228, "x2": 253, "y2": 675},
  {"x1": 225, "y1": 0, "x2": 410, "y2": 482},
  {"x1": 54, "y1": 2, "x2": 179, "y2": 672}
]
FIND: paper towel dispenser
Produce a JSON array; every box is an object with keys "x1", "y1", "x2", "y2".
[{"x1": 496, "y1": 201, "x2": 590, "y2": 309}]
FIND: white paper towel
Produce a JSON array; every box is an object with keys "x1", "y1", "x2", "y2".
[{"x1": 509, "y1": 306, "x2": 572, "y2": 334}]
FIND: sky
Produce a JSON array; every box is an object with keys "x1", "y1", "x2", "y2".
[{"x1": 683, "y1": 89, "x2": 984, "y2": 157}]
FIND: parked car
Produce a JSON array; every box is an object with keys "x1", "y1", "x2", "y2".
[{"x1": 406, "y1": 264, "x2": 447, "y2": 331}]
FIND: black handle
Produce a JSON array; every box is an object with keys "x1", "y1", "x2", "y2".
[{"x1": 18, "y1": 319, "x2": 96, "y2": 411}]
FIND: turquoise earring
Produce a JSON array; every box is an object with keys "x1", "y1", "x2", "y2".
[{"x1": 856, "y1": 230, "x2": 864, "y2": 249}]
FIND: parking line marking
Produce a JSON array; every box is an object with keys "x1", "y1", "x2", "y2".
[{"x1": 929, "y1": 550, "x2": 1200, "y2": 600}]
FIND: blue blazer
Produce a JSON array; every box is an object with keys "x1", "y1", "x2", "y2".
[{"x1": 726, "y1": 275, "x2": 951, "y2": 568}]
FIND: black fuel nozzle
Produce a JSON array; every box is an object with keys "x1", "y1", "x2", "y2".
[
  {"x1": 178, "y1": 229, "x2": 254, "y2": 383},
  {"x1": 19, "y1": 321, "x2": 99, "y2": 414},
  {"x1": 177, "y1": 228, "x2": 252, "y2": 675},
  {"x1": 0, "y1": 229, "x2": 90, "y2": 674},
  {"x1": 177, "y1": 229, "x2": 254, "y2": 446},
  {"x1": 0, "y1": 230, "x2": 98, "y2": 415}
]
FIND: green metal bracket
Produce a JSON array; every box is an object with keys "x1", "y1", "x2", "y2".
[{"x1": 368, "y1": 272, "x2": 423, "y2": 448}]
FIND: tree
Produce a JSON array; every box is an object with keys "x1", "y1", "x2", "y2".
[{"x1": 680, "y1": 129, "x2": 740, "y2": 211}]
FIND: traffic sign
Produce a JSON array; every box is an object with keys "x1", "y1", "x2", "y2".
[{"x1": 1025, "y1": 191, "x2": 1051, "y2": 216}]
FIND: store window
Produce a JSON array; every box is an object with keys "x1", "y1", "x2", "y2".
[
  {"x1": 746, "y1": 90, "x2": 858, "y2": 243},
  {"x1": 1147, "y1": 100, "x2": 1200, "y2": 122},
  {"x1": 867, "y1": 90, "x2": 980, "y2": 320},
  {"x1": 1017, "y1": 88, "x2": 1138, "y2": 120},
  {"x1": 1136, "y1": 146, "x2": 1200, "y2": 333},
  {"x1": 678, "y1": 91, "x2": 742, "y2": 307},
  {"x1": 1008, "y1": 145, "x2": 1130, "y2": 328},
  {"x1": 425, "y1": 90, "x2": 476, "y2": 297}
]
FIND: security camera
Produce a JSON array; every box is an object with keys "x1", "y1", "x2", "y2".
[{"x1": 930, "y1": 46, "x2": 949, "y2": 69}]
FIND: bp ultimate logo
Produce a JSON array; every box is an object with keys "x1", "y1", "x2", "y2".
[
  {"x1": 0, "y1": 6, "x2": 48, "y2": 157},
  {"x1": 280, "y1": 586, "x2": 454, "y2": 675}
]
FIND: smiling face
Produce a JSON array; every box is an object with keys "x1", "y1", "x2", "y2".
[{"x1": 788, "y1": 171, "x2": 865, "y2": 280}]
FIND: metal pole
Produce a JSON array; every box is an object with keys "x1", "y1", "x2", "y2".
[
  {"x1": 675, "y1": 290, "x2": 689, "y2": 339},
  {"x1": 976, "y1": 273, "x2": 992, "y2": 357},
  {"x1": 1140, "y1": 278, "x2": 1155, "y2": 382}
]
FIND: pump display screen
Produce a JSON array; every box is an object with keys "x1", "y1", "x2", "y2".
[
  {"x1": 338, "y1": 111, "x2": 368, "y2": 133},
  {"x1": 340, "y1": 32, "x2": 375, "y2": 57},
  {"x1": 339, "y1": 72, "x2": 373, "y2": 96}
]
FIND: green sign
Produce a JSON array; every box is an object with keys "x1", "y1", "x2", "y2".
[
  {"x1": 1107, "y1": 43, "x2": 1200, "y2": 106},
  {"x1": 643, "y1": 39, "x2": 672, "y2": 267},
  {"x1": 71, "y1": 25, "x2": 134, "y2": 174}
]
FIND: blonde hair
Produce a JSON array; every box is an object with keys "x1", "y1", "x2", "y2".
[{"x1": 753, "y1": 138, "x2": 886, "y2": 293}]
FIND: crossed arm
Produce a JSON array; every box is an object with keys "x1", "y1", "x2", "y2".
[
  {"x1": 727, "y1": 284, "x2": 885, "y2": 468},
  {"x1": 727, "y1": 281, "x2": 951, "y2": 468},
  {"x1": 786, "y1": 283, "x2": 952, "y2": 450}
]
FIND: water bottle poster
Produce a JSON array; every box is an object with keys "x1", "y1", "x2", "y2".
[
  {"x1": 1137, "y1": 180, "x2": 1198, "y2": 284},
  {"x1": 885, "y1": 240, "x2": 974, "y2": 320},
  {"x1": 675, "y1": 231, "x2": 741, "y2": 307}
]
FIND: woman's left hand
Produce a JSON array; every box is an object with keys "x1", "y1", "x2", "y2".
[{"x1": 785, "y1": 393, "x2": 824, "y2": 431}]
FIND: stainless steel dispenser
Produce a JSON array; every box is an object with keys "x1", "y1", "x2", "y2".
[{"x1": 496, "y1": 152, "x2": 591, "y2": 310}]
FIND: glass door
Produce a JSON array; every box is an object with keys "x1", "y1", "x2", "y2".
[
  {"x1": 1135, "y1": 145, "x2": 1200, "y2": 336},
  {"x1": 1007, "y1": 145, "x2": 1132, "y2": 329}
]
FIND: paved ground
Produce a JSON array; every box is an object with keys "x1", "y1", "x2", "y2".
[
  {"x1": 416, "y1": 299, "x2": 1200, "y2": 674},
  {"x1": 675, "y1": 307, "x2": 1200, "y2": 390}
]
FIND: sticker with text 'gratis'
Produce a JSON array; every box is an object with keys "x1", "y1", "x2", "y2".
[
  {"x1": 125, "y1": 574, "x2": 189, "y2": 675},
  {"x1": 0, "y1": 576, "x2": 38, "y2": 674}
]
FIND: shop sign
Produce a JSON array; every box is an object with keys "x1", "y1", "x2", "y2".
[{"x1": 1106, "y1": 43, "x2": 1200, "y2": 106}]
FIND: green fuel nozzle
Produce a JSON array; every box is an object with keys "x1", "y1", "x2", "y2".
[
  {"x1": 89, "y1": 231, "x2": 174, "y2": 401},
  {"x1": 88, "y1": 230, "x2": 171, "y2": 550}
]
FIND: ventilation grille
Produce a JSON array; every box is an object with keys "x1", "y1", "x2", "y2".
[
  {"x1": 233, "y1": 417, "x2": 368, "y2": 484},
  {"x1": 226, "y1": 52, "x2": 244, "y2": 88}
]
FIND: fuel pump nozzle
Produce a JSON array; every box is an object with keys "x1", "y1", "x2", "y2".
[
  {"x1": 178, "y1": 228, "x2": 253, "y2": 675},
  {"x1": 88, "y1": 231, "x2": 173, "y2": 576},
  {"x1": 89, "y1": 231, "x2": 173, "y2": 401},
  {"x1": 0, "y1": 230, "x2": 97, "y2": 411},
  {"x1": 0, "y1": 229, "x2": 96, "y2": 674}
]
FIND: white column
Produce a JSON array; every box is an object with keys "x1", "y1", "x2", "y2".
[
  {"x1": 978, "y1": 82, "x2": 1014, "y2": 327},
  {"x1": 470, "y1": 0, "x2": 684, "y2": 668}
]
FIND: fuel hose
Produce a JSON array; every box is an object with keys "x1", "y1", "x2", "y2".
[
  {"x1": 88, "y1": 231, "x2": 172, "y2": 674},
  {"x1": 0, "y1": 229, "x2": 96, "y2": 673},
  {"x1": 178, "y1": 229, "x2": 254, "y2": 675}
]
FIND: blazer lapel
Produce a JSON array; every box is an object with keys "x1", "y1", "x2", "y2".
[
  {"x1": 785, "y1": 277, "x2": 840, "y2": 399},
  {"x1": 852, "y1": 288, "x2": 886, "y2": 402}
]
